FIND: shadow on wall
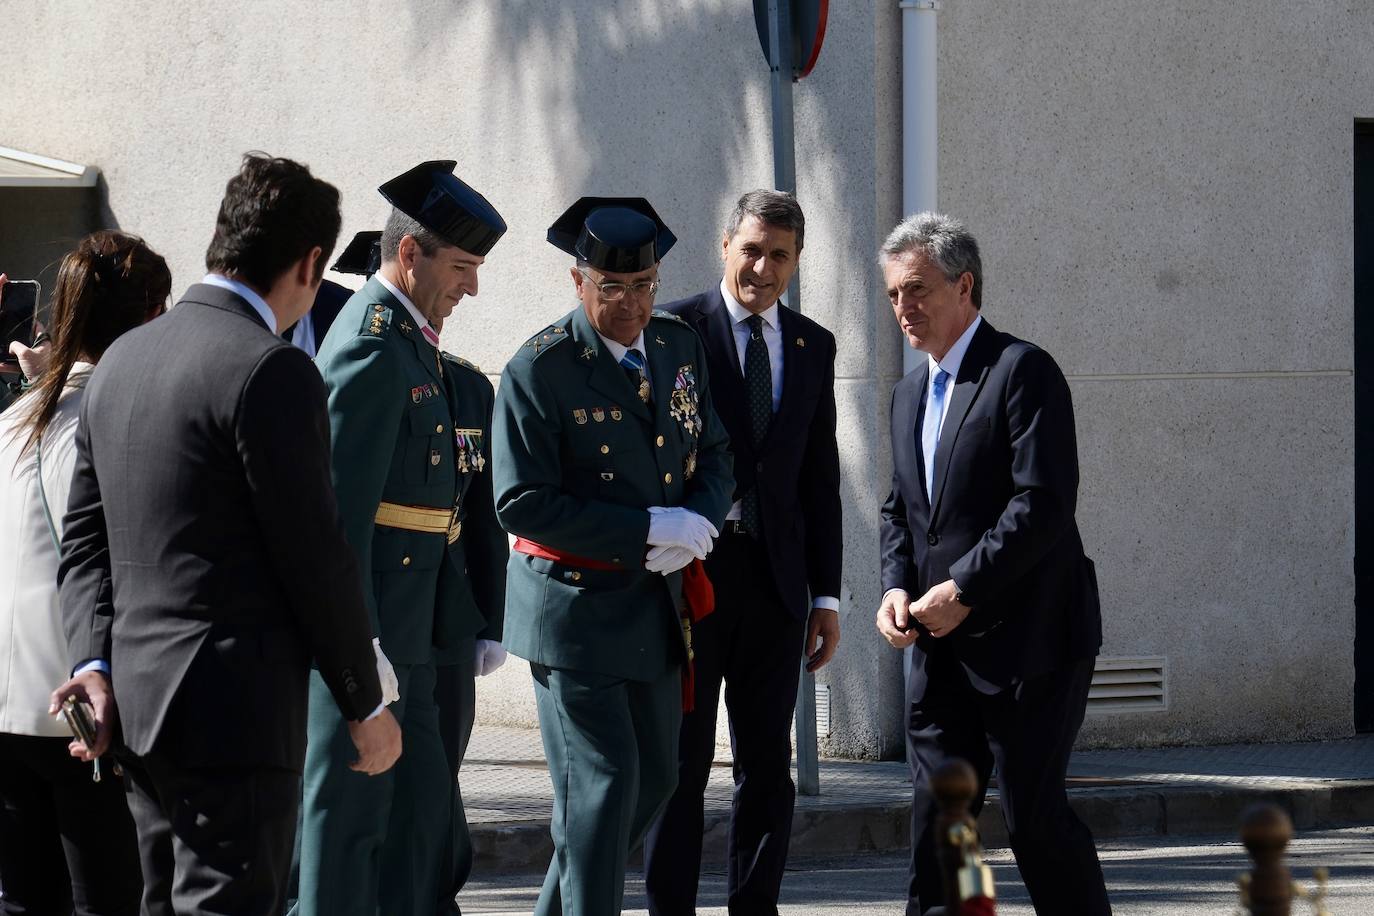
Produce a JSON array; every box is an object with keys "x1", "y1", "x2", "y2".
[{"x1": 422, "y1": 0, "x2": 863, "y2": 305}]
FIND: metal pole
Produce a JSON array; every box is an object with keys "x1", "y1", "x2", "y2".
[
  {"x1": 768, "y1": 0, "x2": 821, "y2": 798},
  {"x1": 900, "y1": 0, "x2": 940, "y2": 376}
]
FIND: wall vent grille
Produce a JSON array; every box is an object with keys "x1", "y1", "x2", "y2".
[
  {"x1": 814, "y1": 683, "x2": 832, "y2": 737},
  {"x1": 1087, "y1": 656, "x2": 1167, "y2": 713}
]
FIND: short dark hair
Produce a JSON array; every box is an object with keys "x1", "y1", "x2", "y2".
[
  {"x1": 725, "y1": 189, "x2": 805, "y2": 253},
  {"x1": 204, "y1": 152, "x2": 341, "y2": 289},
  {"x1": 380, "y1": 208, "x2": 449, "y2": 262}
]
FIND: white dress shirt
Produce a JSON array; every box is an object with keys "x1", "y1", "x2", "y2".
[
  {"x1": 376, "y1": 274, "x2": 435, "y2": 340},
  {"x1": 202, "y1": 273, "x2": 277, "y2": 333},
  {"x1": 721, "y1": 280, "x2": 783, "y2": 412},
  {"x1": 924, "y1": 315, "x2": 982, "y2": 437},
  {"x1": 595, "y1": 329, "x2": 650, "y2": 384},
  {"x1": 719, "y1": 283, "x2": 837, "y2": 614}
]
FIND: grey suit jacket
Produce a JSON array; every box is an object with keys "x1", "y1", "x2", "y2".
[{"x1": 59, "y1": 283, "x2": 382, "y2": 769}]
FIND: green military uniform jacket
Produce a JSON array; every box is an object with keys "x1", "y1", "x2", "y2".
[
  {"x1": 492, "y1": 306, "x2": 733, "y2": 682},
  {"x1": 314, "y1": 277, "x2": 500, "y2": 665},
  {"x1": 434, "y1": 349, "x2": 508, "y2": 665}
]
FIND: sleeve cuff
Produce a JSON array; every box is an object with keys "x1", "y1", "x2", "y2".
[
  {"x1": 73, "y1": 659, "x2": 110, "y2": 677},
  {"x1": 364, "y1": 701, "x2": 386, "y2": 721},
  {"x1": 811, "y1": 596, "x2": 840, "y2": 612}
]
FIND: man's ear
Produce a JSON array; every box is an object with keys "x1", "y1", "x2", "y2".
[
  {"x1": 397, "y1": 235, "x2": 419, "y2": 273},
  {"x1": 570, "y1": 266, "x2": 584, "y2": 292},
  {"x1": 721, "y1": 232, "x2": 731, "y2": 264},
  {"x1": 298, "y1": 246, "x2": 324, "y2": 286}
]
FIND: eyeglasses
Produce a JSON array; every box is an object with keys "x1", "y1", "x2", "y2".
[{"x1": 578, "y1": 269, "x2": 660, "y2": 302}]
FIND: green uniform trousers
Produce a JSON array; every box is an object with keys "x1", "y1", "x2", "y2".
[
  {"x1": 435, "y1": 638, "x2": 477, "y2": 912},
  {"x1": 531, "y1": 662, "x2": 680, "y2": 916},
  {"x1": 295, "y1": 662, "x2": 448, "y2": 916}
]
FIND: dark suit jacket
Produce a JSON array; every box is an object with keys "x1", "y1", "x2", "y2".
[
  {"x1": 665, "y1": 289, "x2": 842, "y2": 618},
  {"x1": 58, "y1": 283, "x2": 383, "y2": 770},
  {"x1": 879, "y1": 318, "x2": 1102, "y2": 694}
]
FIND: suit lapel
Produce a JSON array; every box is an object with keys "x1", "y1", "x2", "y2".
[
  {"x1": 569, "y1": 309, "x2": 651, "y2": 422},
  {"x1": 695, "y1": 292, "x2": 747, "y2": 433},
  {"x1": 908, "y1": 363, "x2": 932, "y2": 509},
  {"x1": 930, "y1": 321, "x2": 996, "y2": 520},
  {"x1": 764, "y1": 306, "x2": 806, "y2": 449}
]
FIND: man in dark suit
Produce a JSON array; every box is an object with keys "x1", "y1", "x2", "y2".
[
  {"x1": 874, "y1": 212, "x2": 1110, "y2": 915},
  {"x1": 48, "y1": 153, "x2": 402, "y2": 916},
  {"x1": 644, "y1": 190, "x2": 841, "y2": 915}
]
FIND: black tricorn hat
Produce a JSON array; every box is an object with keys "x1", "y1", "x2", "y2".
[
  {"x1": 378, "y1": 160, "x2": 507, "y2": 256},
  {"x1": 332, "y1": 230, "x2": 382, "y2": 277},
  {"x1": 547, "y1": 197, "x2": 677, "y2": 273}
]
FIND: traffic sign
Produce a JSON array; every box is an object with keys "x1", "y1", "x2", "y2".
[{"x1": 753, "y1": 0, "x2": 829, "y2": 80}]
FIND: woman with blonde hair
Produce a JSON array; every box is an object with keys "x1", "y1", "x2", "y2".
[{"x1": 0, "y1": 230, "x2": 170, "y2": 915}]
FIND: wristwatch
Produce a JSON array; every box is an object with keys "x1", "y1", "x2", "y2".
[{"x1": 953, "y1": 582, "x2": 970, "y2": 606}]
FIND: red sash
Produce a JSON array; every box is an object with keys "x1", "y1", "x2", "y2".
[{"x1": 511, "y1": 537, "x2": 714, "y2": 712}]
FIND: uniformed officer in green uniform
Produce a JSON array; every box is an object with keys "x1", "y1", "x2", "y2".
[
  {"x1": 492, "y1": 198, "x2": 734, "y2": 915},
  {"x1": 295, "y1": 161, "x2": 507, "y2": 916},
  {"x1": 433, "y1": 342, "x2": 508, "y2": 912}
]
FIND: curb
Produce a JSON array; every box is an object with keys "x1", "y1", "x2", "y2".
[{"x1": 470, "y1": 780, "x2": 1374, "y2": 874}]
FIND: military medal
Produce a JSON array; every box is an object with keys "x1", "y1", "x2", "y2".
[
  {"x1": 592, "y1": 407, "x2": 606, "y2": 423},
  {"x1": 669, "y1": 365, "x2": 702, "y2": 437},
  {"x1": 610, "y1": 406, "x2": 622, "y2": 421},
  {"x1": 573, "y1": 408, "x2": 588, "y2": 425},
  {"x1": 430, "y1": 449, "x2": 441, "y2": 466},
  {"x1": 454, "y1": 428, "x2": 486, "y2": 474},
  {"x1": 412, "y1": 387, "x2": 423, "y2": 404},
  {"x1": 637, "y1": 378, "x2": 651, "y2": 404},
  {"x1": 684, "y1": 448, "x2": 697, "y2": 480}
]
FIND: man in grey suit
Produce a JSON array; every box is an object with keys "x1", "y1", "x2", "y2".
[{"x1": 49, "y1": 153, "x2": 402, "y2": 916}]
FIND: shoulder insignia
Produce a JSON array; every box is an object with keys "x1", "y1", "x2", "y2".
[
  {"x1": 441, "y1": 351, "x2": 484, "y2": 374},
  {"x1": 361, "y1": 301, "x2": 393, "y2": 337},
  {"x1": 521, "y1": 324, "x2": 571, "y2": 358},
  {"x1": 650, "y1": 309, "x2": 687, "y2": 326}
]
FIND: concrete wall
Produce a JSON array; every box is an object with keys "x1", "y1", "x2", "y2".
[
  {"x1": 938, "y1": 1, "x2": 1368, "y2": 745},
  {"x1": 3, "y1": 0, "x2": 1364, "y2": 755}
]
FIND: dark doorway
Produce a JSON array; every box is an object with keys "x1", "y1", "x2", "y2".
[{"x1": 1355, "y1": 122, "x2": 1374, "y2": 732}]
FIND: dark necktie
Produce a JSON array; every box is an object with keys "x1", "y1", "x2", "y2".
[
  {"x1": 741, "y1": 314, "x2": 772, "y2": 536},
  {"x1": 620, "y1": 348, "x2": 650, "y2": 403}
]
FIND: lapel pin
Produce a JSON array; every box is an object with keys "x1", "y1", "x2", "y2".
[
  {"x1": 795, "y1": 337, "x2": 805, "y2": 347},
  {"x1": 580, "y1": 346, "x2": 595, "y2": 362}
]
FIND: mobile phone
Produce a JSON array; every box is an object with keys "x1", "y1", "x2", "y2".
[
  {"x1": 0, "y1": 279, "x2": 42, "y2": 362},
  {"x1": 60, "y1": 696, "x2": 99, "y2": 749}
]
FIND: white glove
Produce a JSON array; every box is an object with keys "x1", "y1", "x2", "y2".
[
  {"x1": 373, "y1": 638, "x2": 400, "y2": 705},
  {"x1": 474, "y1": 639, "x2": 508, "y2": 676},
  {"x1": 644, "y1": 544, "x2": 697, "y2": 575},
  {"x1": 646, "y1": 507, "x2": 717, "y2": 559}
]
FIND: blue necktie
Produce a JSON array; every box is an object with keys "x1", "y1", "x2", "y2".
[
  {"x1": 922, "y1": 368, "x2": 950, "y2": 502},
  {"x1": 620, "y1": 349, "x2": 649, "y2": 403}
]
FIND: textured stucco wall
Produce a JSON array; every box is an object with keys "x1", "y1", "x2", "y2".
[
  {"x1": 4, "y1": 0, "x2": 1364, "y2": 756},
  {"x1": 937, "y1": 0, "x2": 1369, "y2": 745}
]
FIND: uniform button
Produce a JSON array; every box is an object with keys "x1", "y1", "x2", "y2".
[
  {"x1": 612, "y1": 556, "x2": 622, "y2": 564},
  {"x1": 926, "y1": 533, "x2": 939, "y2": 546},
  {"x1": 656, "y1": 435, "x2": 665, "y2": 447},
  {"x1": 571, "y1": 571, "x2": 582, "y2": 582},
  {"x1": 435, "y1": 424, "x2": 444, "y2": 433},
  {"x1": 600, "y1": 445, "x2": 610, "y2": 454},
  {"x1": 664, "y1": 472, "x2": 673, "y2": 484},
  {"x1": 402, "y1": 555, "x2": 412, "y2": 566}
]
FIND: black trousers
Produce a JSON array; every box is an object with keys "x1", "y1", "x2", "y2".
[
  {"x1": 435, "y1": 640, "x2": 477, "y2": 913},
  {"x1": 644, "y1": 532, "x2": 807, "y2": 916},
  {"x1": 904, "y1": 652, "x2": 1111, "y2": 916},
  {"x1": 122, "y1": 751, "x2": 300, "y2": 916},
  {"x1": 0, "y1": 733, "x2": 141, "y2": 916}
]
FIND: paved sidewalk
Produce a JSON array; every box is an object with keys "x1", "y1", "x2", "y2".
[{"x1": 462, "y1": 726, "x2": 1374, "y2": 873}]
